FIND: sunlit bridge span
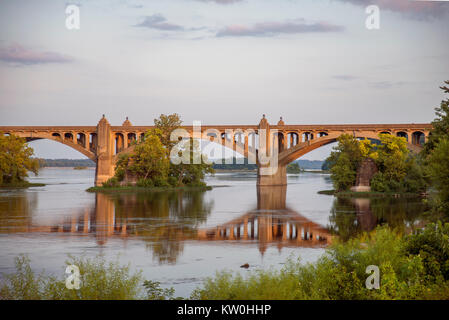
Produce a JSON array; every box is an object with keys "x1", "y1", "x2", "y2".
[{"x1": 0, "y1": 115, "x2": 431, "y2": 186}]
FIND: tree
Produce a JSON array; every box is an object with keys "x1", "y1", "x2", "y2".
[
  {"x1": 110, "y1": 114, "x2": 213, "y2": 188},
  {"x1": 169, "y1": 138, "x2": 214, "y2": 187},
  {"x1": 327, "y1": 134, "x2": 366, "y2": 191},
  {"x1": 374, "y1": 134, "x2": 409, "y2": 183},
  {"x1": 427, "y1": 137, "x2": 449, "y2": 213},
  {"x1": 423, "y1": 80, "x2": 449, "y2": 155},
  {"x1": 0, "y1": 134, "x2": 38, "y2": 185},
  {"x1": 287, "y1": 162, "x2": 302, "y2": 174},
  {"x1": 113, "y1": 129, "x2": 170, "y2": 186},
  {"x1": 154, "y1": 114, "x2": 214, "y2": 187},
  {"x1": 153, "y1": 113, "x2": 182, "y2": 148}
]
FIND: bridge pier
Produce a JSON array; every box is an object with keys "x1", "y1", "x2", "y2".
[
  {"x1": 257, "y1": 165, "x2": 287, "y2": 186},
  {"x1": 94, "y1": 115, "x2": 115, "y2": 186}
]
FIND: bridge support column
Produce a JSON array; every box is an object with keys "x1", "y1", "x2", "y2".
[
  {"x1": 94, "y1": 115, "x2": 115, "y2": 186},
  {"x1": 257, "y1": 164, "x2": 287, "y2": 186}
]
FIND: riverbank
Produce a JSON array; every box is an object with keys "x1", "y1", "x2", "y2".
[
  {"x1": 318, "y1": 189, "x2": 425, "y2": 198},
  {"x1": 0, "y1": 182, "x2": 45, "y2": 189},
  {"x1": 86, "y1": 185, "x2": 213, "y2": 193}
]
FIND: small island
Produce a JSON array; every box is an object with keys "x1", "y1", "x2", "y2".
[
  {"x1": 88, "y1": 114, "x2": 214, "y2": 193},
  {"x1": 318, "y1": 133, "x2": 429, "y2": 198},
  {"x1": 73, "y1": 166, "x2": 88, "y2": 170}
]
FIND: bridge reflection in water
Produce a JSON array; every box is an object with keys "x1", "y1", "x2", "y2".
[
  {"x1": 0, "y1": 187, "x2": 429, "y2": 263},
  {"x1": 197, "y1": 187, "x2": 331, "y2": 255},
  {"x1": 0, "y1": 187, "x2": 332, "y2": 262}
]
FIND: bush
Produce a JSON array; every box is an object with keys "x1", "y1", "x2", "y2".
[
  {"x1": 192, "y1": 225, "x2": 449, "y2": 300},
  {"x1": 0, "y1": 255, "x2": 145, "y2": 300},
  {"x1": 404, "y1": 222, "x2": 449, "y2": 281},
  {"x1": 102, "y1": 177, "x2": 120, "y2": 188},
  {"x1": 136, "y1": 178, "x2": 154, "y2": 188}
]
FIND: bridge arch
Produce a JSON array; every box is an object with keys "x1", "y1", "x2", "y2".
[
  {"x1": 14, "y1": 132, "x2": 96, "y2": 161},
  {"x1": 278, "y1": 132, "x2": 422, "y2": 166}
]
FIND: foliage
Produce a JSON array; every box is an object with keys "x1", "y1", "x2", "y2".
[
  {"x1": 423, "y1": 81, "x2": 449, "y2": 154},
  {"x1": 113, "y1": 129, "x2": 170, "y2": 185},
  {"x1": 153, "y1": 113, "x2": 182, "y2": 148},
  {"x1": 0, "y1": 255, "x2": 145, "y2": 300},
  {"x1": 192, "y1": 225, "x2": 449, "y2": 300},
  {"x1": 372, "y1": 134, "x2": 409, "y2": 184},
  {"x1": 326, "y1": 133, "x2": 427, "y2": 193},
  {"x1": 327, "y1": 134, "x2": 365, "y2": 191},
  {"x1": 152, "y1": 114, "x2": 213, "y2": 186},
  {"x1": 143, "y1": 280, "x2": 178, "y2": 300},
  {"x1": 286, "y1": 162, "x2": 302, "y2": 174},
  {"x1": 427, "y1": 137, "x2": 449, "y2": 214},
  {"x1": 0, "y1": 134, "x2": 39, "y2": 185},
  {"x1": 404, "y1": 222, "x2": 449, "y2": 281},
  {"x1": 111, "y1": 114, "x2": 213, "y2": 188},
  {"x1": 169, "y1": 139, "x2": 214, "y2": 187}
]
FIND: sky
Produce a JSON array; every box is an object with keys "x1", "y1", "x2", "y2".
[{"x1": 0, "y1": 0, "x2": 448, "y2": 160}]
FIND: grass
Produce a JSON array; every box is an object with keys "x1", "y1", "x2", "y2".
[
  {"x1": 0, "y1": 254, "x2": 179, "y2": 300},
  {"x1": 191, "y1": 225, "x2": 449, "y2": 300},
  {"x1": 0, "y1": 181, "x2": 45, "y2": 189},
  {"x1": 317, "y1": 189, "x2": 424, "y2": 198},
  {"x1": 73, "y1": 166, "x2": 88, "y2": 170},
  {"x1": 86, "y1": 185, "x2": 213, "y2": 193}
]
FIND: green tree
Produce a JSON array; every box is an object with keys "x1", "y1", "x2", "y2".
[
  {"x1": 286, "y1": 162, "x2": 302, "y2": 174},
  {"x1": 169, "y1": 139, "x2": 214, "y2": 187},
  {"x1": 327, "y1": 134, "x2": 366, "y2": 191},
  {"x1": 370, "y1": 134, "x2": 409, "y2": 192},
  {"x1": 427, "y1": 137, "x2": 449, "y2": 214},
  {"x1": 153, "y1": 114, "x2": 214, "y2": 187},
  {"x1": 113, "y1": 129, "x2": 170, "y2": 186},
  {"x1": 424, "y1": 80, "x2": 449, "y2": 154},
  {"x1": 153, "y1": 113, "x2": 182, "y2": 148},
  {"x1": 0, "y1": 134, "x2": 39, "y2": 185}
]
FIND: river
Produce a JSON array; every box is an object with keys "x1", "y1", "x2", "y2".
[{"x1": 0, "y1": 168, "x2": 428, "y2": 297}]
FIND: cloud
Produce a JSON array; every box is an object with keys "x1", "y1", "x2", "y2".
[
  {"x1": 369, "y1": 81, "x2": 408, "y2": 89},
  {"x1": 194, "y1": 0, "x2": 244, "y2": 4},
  {"x1": 135, "y1": 14, "x2": 184, "y2": 31},
  {"x1": 216, "y1": 20, "x2": 344, "y2": 37},
  {"x1": 333, "y1": 75, "x2": 358, "y2": 81},
  {"x1": 0, "y1": 44, "x2": 73, "y2": 65},
  {"x1": 336, "y1": 0, "x2": 449, "y2": 19}
]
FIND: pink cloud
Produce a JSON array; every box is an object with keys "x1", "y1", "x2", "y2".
[
  {"x1": 337, "y1": 0, "x2": 448, "y2": 19},
  {"x1": 216, "y1": 20, "x2": 344, "y2": 37},
  {"x1": 0, "y1": 44, "x2": 73, "y2": 65}
]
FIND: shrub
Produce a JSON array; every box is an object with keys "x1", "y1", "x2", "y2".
[
  {"x1": 0, "y1": 255, "x2": 145, "y2": 300},
  {"x1": 102, "y1": 177, "x2": 120, "y2": 188},
  {"x1": 192, "y1": 226, "x2": 449, "y2": 300}
]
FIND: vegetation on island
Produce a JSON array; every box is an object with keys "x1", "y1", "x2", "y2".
[
  {"x1": 99, "y1": 114, "x2": 214, "y2": 190},
  {"x1": 0, "y1": 134, "x2": 42, "y2": 188},
  {"x1": 325, "y1": 133, "x2": 428, "y2": 194},
  {"x1": 322, "y1": 81, "x2": 449, "y2": 219},
  {"x1": 286, "y1": 162, "x2": 302, "y2": 174}
]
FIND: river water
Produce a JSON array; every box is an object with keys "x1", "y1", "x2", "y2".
[{"x1": 0, "y1": 168, "x2": 427, "y2": 297}]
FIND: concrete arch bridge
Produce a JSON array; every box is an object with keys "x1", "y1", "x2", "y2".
[{"x1": 0, "y1": 115, "x2": 431, "y2": 186}]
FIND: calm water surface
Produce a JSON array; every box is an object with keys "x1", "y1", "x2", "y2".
[{"x1": 0, "y1": 168, "x2": 427, "y2": 297}]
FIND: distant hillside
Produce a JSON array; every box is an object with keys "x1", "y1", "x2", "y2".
[
  {"x1": 37, "y1": 158, "x2": 323, "y2": 170},
  {"x1": 294, "y1": 160, "x2": 324, "y2": 170},
  {"x1": 212, "y1": 158, "x2": 323, "y2": 170},
  {"x1": 38, "y1": 159, "x2": 96, "y2": 167}
]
